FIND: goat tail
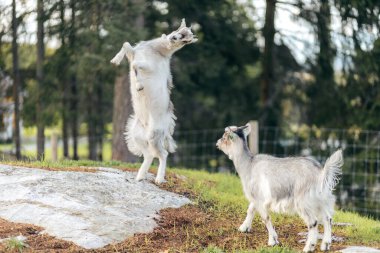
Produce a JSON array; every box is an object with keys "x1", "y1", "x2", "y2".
[
  {"x1": 166, "y1": 135, "x2": 177, "y2": 153},
  {"x1": 320, "y1": 149, "x2": 344, "y2": 192},
  {"x1": 124, "y1": 115, "x2": 144, "y2": 156}
]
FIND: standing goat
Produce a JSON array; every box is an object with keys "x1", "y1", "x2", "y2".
[
  {"x1": 110, "y1": 19, "x2": 197, "y2": 184},
  {"x1": 216, "y1": 124, "x2": 343, "y2": 252}
]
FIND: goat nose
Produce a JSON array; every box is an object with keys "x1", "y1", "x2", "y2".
[{"x1": 137, "y1": 87, "x2": 144, "y2": 91}]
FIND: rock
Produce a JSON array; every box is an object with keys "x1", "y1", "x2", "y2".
[
  {"x1": 339, "y1": 246, "x2": 380, "y2": 253},
  {"x1": 0, "y1": 165, "x2": 191, "y2": 249},
  {"x1": 297, "y1": 232, "x2": 344, "y2": 244},
  {"x1": 333, "y1": 222, "x2": 353, "y2": 227}
]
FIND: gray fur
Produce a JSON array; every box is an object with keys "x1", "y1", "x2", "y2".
[{"x1": 216, "y1": 123, "x2": 344, "y2": 252}]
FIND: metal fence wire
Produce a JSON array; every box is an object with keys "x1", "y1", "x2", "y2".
[{"x1": 168, "y1": 126, "x2": 380, "y2": 219}]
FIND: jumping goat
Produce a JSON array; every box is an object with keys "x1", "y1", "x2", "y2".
[{"x1": 110, "y1": 19, "x2": 197, "y2": 184}]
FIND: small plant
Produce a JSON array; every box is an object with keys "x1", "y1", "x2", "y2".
[
  {"x1": 255, "y1": 246, "x2": 297, "y2": 253},
  {"x1": 202, "y1": 245, "x2": 225, "y2": 253},
  {"x1": 5, "y1": 237, "x2": 28, "y2": 253}
]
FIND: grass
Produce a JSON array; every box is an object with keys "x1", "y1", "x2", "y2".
[
  {"x1": 0, "y1": 159, "x2": 379, "y2": 252},
  {"x1": 4, "y1": 237, "x2": 28, "y2": 252},
  {"x1": 1, "y1": 159, "x2": 139, "y2": 170},
  {"x1": 171, "y1": 167, "x2": 380, "y2": 246},
  {"x1": 203, "y1": 245, "x2": 298, "y2": 253},
  {"x1": 0, "y1": 123, "x2": 114, "y2": 161},
  {"x1": 0, "y1": 141, "x2": 113, "y2": 161},
  {"x1": 333, "y1": 211, "x2": 380, "y2": 245}
]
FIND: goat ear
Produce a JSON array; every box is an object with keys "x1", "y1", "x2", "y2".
[
  {"x1": 243, "y1": 123, "x2": 251, "y2": 137},
  {"x1": 179, "y1": 18, "x2": 186, "y2": 29}
]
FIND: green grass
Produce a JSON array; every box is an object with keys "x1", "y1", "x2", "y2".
[
  {"x1": 334, "y1": 210, "x2": 380, "y2": 244},
  {"x1": 4, "y1": 237, "x2": 28, "y2": 252},
  {"x1": 1, "y1": 158, "x2": 139, "y2": 170},
  {"x1": 0, "y1": 141, "x2": 113, "y2": 161},
  {"x1": 0, "y1": 159, "x2": 379, "y2": 250},
  {"x1": 172, "y1": 167, "x2": 380, "y2": 245},
  {"x1": 203, "y1": 245, "x2": 297, "y2": 253}
]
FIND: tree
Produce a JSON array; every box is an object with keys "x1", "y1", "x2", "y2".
[
  {"x1": 74, "y1": 0, "x2": 114, "y2": 160},
  {"x1": 109, "y1": 0, "x2": 146, "y2": 162},
  {"x1": 335, "y1": 0, "x2": 380, "y2": 129},
  {"x1": 59, "y1": 0, "x2": 69, "y2": 158},
  {"x1": 36, "y1": 0, "x2": 45, "y2": 159},
  {"x1": 260, "y1": 0, "x2": 276, "y2": 125},
  {"x1": 112, "y1": 74, "x2": 137, "y2": 162},
  {"x1": 11, "y1": 0, "x2": 21, "y2": 159},
  {"x1": 147, "y1": 0, "x2": 260, "y2": 130},
  {"x1": 305, "y1": 0, "x2": 340, "y2": 126},
  {"x1": 68, "y1": 0, "x2": 78, "y2": 160}
]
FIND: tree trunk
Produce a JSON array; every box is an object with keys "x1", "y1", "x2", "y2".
[
  {"x1": 316, "y1": 0, "x2": 334, "y2": 80},
  {"x1": 36, "y1": 0, "x2": 45, "y2": 159},
  {"x1": 260, "y1": 0, "x2": 276, "y2": 108},
  {"x1": 11, "y1": 0, "x2": 21, "y2": 159},
  {"x1": 87, "y1": 101, "x2": 97, "y2": 160},
  {"x1": 112, "y1": 74, "x2": 137, "y2": 162},
  {"x1": 60, "y1": 0, "x2": 69, "y2": 158},
  {"x1": 69, "y1": 0, "x2": 78, "y2": 160},
  {"x1": 111, "y1": 5, "x2": 144, "y2": 162},
  {"x1": 307, "y1": 0, "x2": 336, "y2": 126},
  {"x1": 70, "y1": 75, "x2": 78, "y2": 160},
  {"x1": 96, "y1": 87, "x2": 103, "y2": 161}
]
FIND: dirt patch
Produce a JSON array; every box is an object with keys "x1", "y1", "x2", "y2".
[
  {"x1": 0, "y1": 218, "x2": 80, "y2": 252},
  {"x1": 0, "y1": 199, "x2": 360, "y2": 253},
  {"x1": 90, "y1": 204, "x2": 350, "y2": 253}
]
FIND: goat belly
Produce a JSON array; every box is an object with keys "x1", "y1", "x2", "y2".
[{"x1": 269, "y1": 198, "x2": 296, "y2": 214}]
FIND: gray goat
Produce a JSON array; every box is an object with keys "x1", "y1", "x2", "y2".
[{"x1": 216, "y1": 124, "x2": 343, "y2": 252}]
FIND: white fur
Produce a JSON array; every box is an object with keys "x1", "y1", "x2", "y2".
[
  {"x1": 216, "y1": 124, "x2": 343, "y2": 252},
  {"x1": 111, "y1": 19, "x2": 197, "y2": 184}
]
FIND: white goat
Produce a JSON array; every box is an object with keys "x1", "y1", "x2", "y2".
[
  {"x1": 110, "y1": 19, "x2": 197, "y2": 184},
  {"x1": 216, "y1": 124, "x2": 343, "y2": 252}
]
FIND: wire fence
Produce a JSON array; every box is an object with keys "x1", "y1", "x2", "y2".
[
  {"x1": 1, "y1": 125, "x2": 379, "y2": 219},
  {"x1": 169, "y1": 126, "x2": 380, "y2": 219}
]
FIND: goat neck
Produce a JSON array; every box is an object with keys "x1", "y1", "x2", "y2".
[{"x1": 231, "y1": 140, "x2": 253, "y2": 179}]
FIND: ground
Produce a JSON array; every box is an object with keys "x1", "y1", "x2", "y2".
[{"x1": 0, "y1": 160, "x2": 379, "y2": 253}]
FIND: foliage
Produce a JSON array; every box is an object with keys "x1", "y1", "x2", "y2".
[
  {"x1": 0, "y1": 0, "x2": 379, "y2": 159},
  {"x1": 4, "y1": 237, "x2": 28, "y2": 253},
  {"x1": 143, "y1": 0, "x2": 261, "y2": 129},
  {"x1": 342, "y1": 38, "x2": 380, "y2": 129}
]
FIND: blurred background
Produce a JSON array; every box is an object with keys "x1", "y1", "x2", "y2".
[{"x1": 0, "y1": 0, "x2": 379, "y2": 217}]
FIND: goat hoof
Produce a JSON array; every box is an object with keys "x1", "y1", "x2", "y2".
[
  {"x1": 155, "y1": 177, "x2": 166, "y2": 185},
  {"x1": 238, "y1": 224, "x2": 251, "y2": 233},
  {"x1": 320, "y1": 242, "x2": 331, "y2": 251},
  {"x1": 135, "y1": 174, "x2": 145, "y2": 181},
  {"x1": 268, "y1": 237, "x2": 279, "y2": 246},
  {"x1": 303, "y1": 245, "x2": 316, "y2": 252},
  {"x1": 268, "y1": 241, "x2": 279, "y2": 247}
]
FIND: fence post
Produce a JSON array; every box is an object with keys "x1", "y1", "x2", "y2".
[
  {"x1": 51, "y1": 132, "x2": 58, "y2": 161},
  {"x1": 248, "y1": 120, "x2": 259, "y2": 155}
]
